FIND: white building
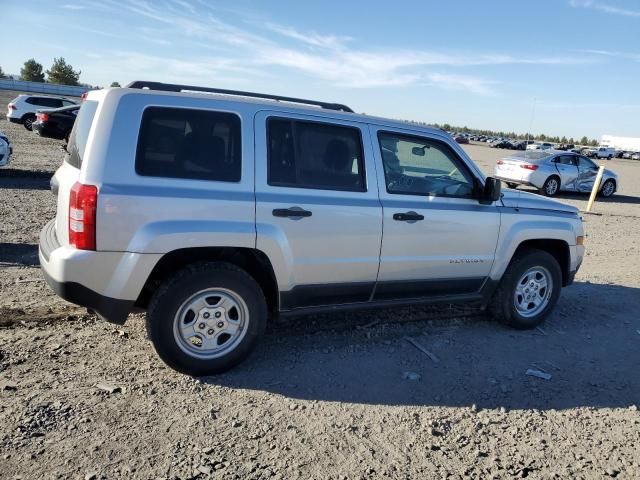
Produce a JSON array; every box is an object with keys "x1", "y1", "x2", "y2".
[{"x1": 600, "y1": 135, "x2": 640, "y2": 152}]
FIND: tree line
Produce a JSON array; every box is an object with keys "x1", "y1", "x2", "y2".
[
  {"x1": 0, "y1": 58, "x2": 121, "y2": 89},
  {"x1": 408, "y1": 121, "x2": 600, "y2": 147}
]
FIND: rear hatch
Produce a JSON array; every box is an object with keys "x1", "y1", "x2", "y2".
[{"x1": 52, "y1": 100, "x2": 99, "y2": 246}]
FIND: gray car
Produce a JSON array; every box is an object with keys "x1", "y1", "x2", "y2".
[{"x1": 495, "y1": 150, "x2": 618, "y2": 197}]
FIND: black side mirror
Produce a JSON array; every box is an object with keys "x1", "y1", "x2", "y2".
[{"x1": 479, "y1": 177, "x2": 501, "y2": 204}]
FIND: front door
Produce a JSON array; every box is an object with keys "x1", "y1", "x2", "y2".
[
  {"x1": 254, "y1": 111, "x2": 383, "y2": 310},
  {"x1": 554, "y1": 154, "x2": 579, "y2": 191},
  {"x1": 370, "y1": 126, "x2": 500, "y2": 300},
  {"x1": 576, "y1": 155, "x2": 600, "y2": 192}
]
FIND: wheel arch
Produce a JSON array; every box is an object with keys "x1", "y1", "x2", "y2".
[
  {"x1": 511, "y1": 239, "x2": 571, "y2": 286},
  {"x1": 136, "y1": 247, "x2": 279, "y2": 315}
]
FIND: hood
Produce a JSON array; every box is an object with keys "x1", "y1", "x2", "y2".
[{"x1": 500, "y1": 188, "x2": 579, "y2": 214}]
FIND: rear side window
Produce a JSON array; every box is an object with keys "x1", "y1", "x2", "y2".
[
  {"x1": 136, "y1": 107, "x2": 241, "y2": 182},
  {"x1": 66, "y1": 100, "x2": 99, "y2": 169},
  {"x1": 27, "y1": 97, "x2": 62, "y2": 108},
  {"x1": 267, "y1": 118, "x2": 365, "y2": 192}
]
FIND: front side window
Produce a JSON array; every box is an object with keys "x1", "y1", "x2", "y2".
[
  {"x1": 555, "y1": 155, "x2": 576, "y2": 166},
  {"x1": 136, "y1": 107, "x2": 241, "y2": 182},
  {"x1": 578, "y1": 156, "x2": 597, "y2": 169},
  {"x1": 378, "y1": 132, "x2": 474, "y2": 197},
  {"x1": 267, "y1": 118, "x2": 365, "y2": 192}
]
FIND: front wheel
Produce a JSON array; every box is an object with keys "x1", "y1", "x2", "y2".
[
  {"x1": 146, "y1": 262, "x2": 267, "y2": 376},
  {"x1": 600, "y1": 179, "x2": 616, "y2": 198},
  {"x1": 489, "y1": 249, "x2": 562, "y2": 329},
  {"x1": 540, "y1": 176, "x2": 560, "y2": 196}
]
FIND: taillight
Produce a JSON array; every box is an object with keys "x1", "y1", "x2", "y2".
[
  {"x1": 37, "y1": 112, "x2": 49, "y2": 122},
  {"x1": 69, "y1": 182, "x2": 97, "y2": 250},
  {"x1": 80, "y1": 92, "x2": 88, "y2": 102},
  {"x1": 521, "y1": 164, "x2": 539, "y2": 171},
  {"x1": 8, "y1": 103, "x2": 16, "y2": 110},
  {"x1": 496, "y1": 160, "x2": 504, "y2": 165}
]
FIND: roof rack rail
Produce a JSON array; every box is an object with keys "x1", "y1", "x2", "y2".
[{"x1": 125, "y1": 81, "x2": 354, "y2": 113}]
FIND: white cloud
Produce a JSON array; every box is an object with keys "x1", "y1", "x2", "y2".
[
  {"x1": 569, "y1": 0, "x2": 640, "y2": 17},
  {"x1": 72, "y1": 0, "x2": 598, "y2": 94}
]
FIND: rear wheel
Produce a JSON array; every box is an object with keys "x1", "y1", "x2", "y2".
[
  {"x1": 600, "y1": 179, "x2": 615, "y2": 198},
  {"x1": 540, "y1": 176, "x2": 560, "y2": 196},
  {"x1": 22, "y1": 114, "x2": 36, "y2": 131},
  {"x1": 146, "y1": 262, "x2": 267, "y2": 376},
  {"x1": 489, "y1": 249, "x2": 562, "y2": 329}
]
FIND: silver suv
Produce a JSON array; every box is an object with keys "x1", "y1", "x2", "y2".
[{"x1": 39, "y1": 81, "x2": 585, "y2": 376}]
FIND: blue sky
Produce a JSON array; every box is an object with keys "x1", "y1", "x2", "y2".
[{"x1": 3, "y1": 0, "x2": 640, "y2": 139}]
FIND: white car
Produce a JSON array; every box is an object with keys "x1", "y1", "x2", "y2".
[
  {"x1": 591, "y1": 147, "x2": 615, "y2": 159},
  {"x1": 6, "y1": 95, "x2": 77, "y2": 131},
  {"x1": 0, "y1": 131, "x2": 12, "y2": 167},
  {"x1": 526, "y1": 142, "x2": 554, "y2": 151}
]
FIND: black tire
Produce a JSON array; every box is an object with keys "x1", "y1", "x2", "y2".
[
  {"x1": 506, "y1": 182, "x2": 519, "y2": 189},
  {"x1": 146, "y1": 262, "x2": 268, "y2": 376},
  {"x1": 22, "y1": 114, "x2": 36, "y2": 131},
  {"x1": 488, "y1": 249, "x2": 562, "y2": 329},
  {"x1": 540, "y1": 175, "x2": 560, "y2": 196},
  {"x1": 599, "y1": 179, "x2": 616, "y2": 198}
]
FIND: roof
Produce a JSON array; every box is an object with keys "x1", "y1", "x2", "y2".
[{"x1": 110, "y1": 81, "x2": 445, "y2": 137}]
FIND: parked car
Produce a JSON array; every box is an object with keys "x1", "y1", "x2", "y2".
[
  {"x1": 0, "y1": 130, "x2": 12, "y2": 167},
  {"x1": 621, "y1": 151, "x2": 633, "y2": 159},
  {"x1": 40, "y1": 81, "x2": 586, "y2": 376},
  {"x1": 591, "y1": 147, "x2": 615, "y2": 159},
  {"x1": 495, "y1": 151, "x2": 618, "y2": 197},
  {"x1": 632, "y1": 152, "x2": 640, "y2": 161},
  {"x1": 33, "y1": 105, "x2": 80, "y2": 141},
  {"x1": 6, "y1": 95, "x2": 78, "y2": 131},
  {"x1": 454, "y1": 135, "x2": 469, "y2": 144},
  {"x1": 555, "y1": 144, "x2": 575, "y2": 151},
  {"x1": 526, "y1": 142, "x2": 554, "y2": 151}
]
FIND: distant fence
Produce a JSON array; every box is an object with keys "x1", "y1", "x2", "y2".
[{"x1": 0, "y1": 79, "x2": 95, "y2": 97}]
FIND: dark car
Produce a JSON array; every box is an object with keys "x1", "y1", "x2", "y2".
[
  {"x1": 454, "y1": 135, "x2": 469, "y2": 144},
  {"x1": 32, "y1": 105, "x2": 79, "y2": 141}
]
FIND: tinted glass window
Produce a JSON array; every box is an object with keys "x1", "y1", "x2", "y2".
[
  {"x1": 136, "y1": 107, "x2": 241, "y2": 182},
  {"x1": 267, "y1": 118, "x2": 365, "y2": 192},
  {"x1": 28, "y1": 97, "x2": 62, "y2": 108},
  {"x1": 578, "y1": 156, "x2": 597, "y2": 169},
  {"x1": 65, "y1": 100, "x2": 98, "y2": 169},
  {"x1": 378, "y1": 132, "x2": 474, "y2": 197},
  {"x1": 556, "y1": 155, "x2": 576, "y2": 166}
]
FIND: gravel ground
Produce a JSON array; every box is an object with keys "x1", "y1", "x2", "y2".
[{"x1": 1, "y1": 90, "x2": 639, "y2": 479}]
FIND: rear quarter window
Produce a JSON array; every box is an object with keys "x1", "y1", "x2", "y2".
[
  {"x1": 135, "y1": 107, "x2": 241, "y2": 182},
  {"x1": 66, "y1": 100, "x2": 99, "y2": 169}
]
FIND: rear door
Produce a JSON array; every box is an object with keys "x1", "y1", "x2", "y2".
[
  {"x1": 553, "y1": 154, "x2": 579, "y2": 191},
  {"x1": 254, "y1": 111, "x2": 382, "y2": 310},
  {"x1": 371, "y1": 126, "x2": 500, "y2": 300}
]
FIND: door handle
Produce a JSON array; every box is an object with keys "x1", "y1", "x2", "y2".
[
  {"x1": 273, "y1": 207, "x2": 312, "y2": 218},
  {"x1": 393, "y1": 211, "x2": 424, "y2": 222}
]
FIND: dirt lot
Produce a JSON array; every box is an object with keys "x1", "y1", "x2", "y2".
[{"x1": 1, "y1": 89, "x2": 639, "y2": 479}]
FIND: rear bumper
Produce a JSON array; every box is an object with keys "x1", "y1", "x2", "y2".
[
  {"x1": 39, "y1": 219, "x2": 161, "y2": 324},
  {"x1": 495, "y1": 176, "x2": 535, "y2": 187},
  {"x1": 6, "y1": 116, "x2": 21, "y2": 124},
  {"x1": 40, "y1": 267, "x2": 134, "y2": 325},
  {"x1": 32, "y1": 121, "x2": 65, "y2": 139}
]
